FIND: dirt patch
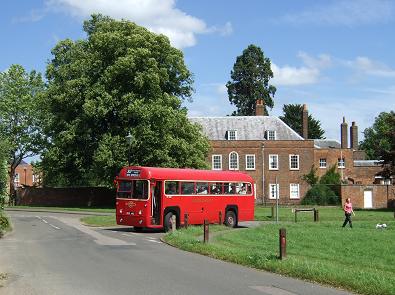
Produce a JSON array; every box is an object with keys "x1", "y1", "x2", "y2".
[{"x1": 0, "y1": 273, "x2": 8, "y2": 287}]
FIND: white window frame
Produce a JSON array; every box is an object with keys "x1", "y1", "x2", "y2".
[
  {"x1": 245, "y1": 154, "x2": 256, "y2": 170},
  {"x1": 212, "y1": 155, "x2": 222, "y2": 170},
  {"x1": 269, "y1": 154, "x2": 279, "y2": 170},
  {"x1": 14, "y1": 173, "x2": 20, "y2": 183},
  {"x1": 289, "y1": 154, "x2": 300, "y2": 170},
  {"x1": 267, "y1": 130, "x2": 276, "y2": 140},
  {"x1": 319, "y1": 158, "x2": 327, "y2": 168},
  {"x1": 290, "y1": 183, "x2": 300, "y2": 199},
  {"x1": 269, "y1": 183, "x2": 279, "y2": 199},
  {"x1": 229, "y1": 151, "x2": 239, "y2": 170},
  {"x1": 338, "y1": 157, "x2": 345, "y2": 168},
  {"x1": 227, "y1": 130, "x2": 237, "y2": 140}
]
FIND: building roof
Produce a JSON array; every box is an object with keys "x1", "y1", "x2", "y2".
[
  {"x1": 189, "y1": 116, "x2": 304, "y2": 140},
  {"x1": 313, "y1": 139, "x2": 341, "y2": 149},
  {"x1": 354, "y1": 160, "x2": 382, "y2": 167}
]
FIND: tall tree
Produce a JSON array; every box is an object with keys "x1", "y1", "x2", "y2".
[
  {"x1": 0, "y1": 65, "x2": 45, "y2": 203},
  {"x1": 0, "y1": 139, "x2": 8, "y2": 208},
  {"x1": 42, "y1": 14, "x2": 210, "y2": 186},
  {"x1": 279, "y1": 104, "x2": 325, "y2": 139},
  {"x1": 360, "y1": 111, "x2": 395, "y2": 178},
  {"x1": 226, "y1": 44, "x2": 276, "y2": 116}
]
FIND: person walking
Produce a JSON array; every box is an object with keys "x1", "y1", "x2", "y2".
[{"x1": 342, "y1": 198, "x2": 354, "y2": 228}]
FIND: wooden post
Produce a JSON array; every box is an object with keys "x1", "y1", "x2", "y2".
[
  {"x1": 184, "y1": 213, "x2": 189, "y2": 229},
  {"x1": 203, "y1": 219, "x2": 209, "y2": 243},
  {"x1": 294, "y1": 210, "x2": 297, "y2": 223},
  {"x1": 271, "y1": 206, "x2": 275, "y2": 219},
  {"x1": 279, "y1": 228, "x2": 286, "y2": 260},
  {"x1": 171, "y1": 215, "x2": 176, "y2": 232},
  {"x1": 219, "y1": 211, "x2": 222, "y2": 225},
  {"x1": 314, "y1": 209, "x2": 319, "y2": 222}
]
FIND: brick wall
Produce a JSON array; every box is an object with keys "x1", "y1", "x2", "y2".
[
  {"x1": 352, "y1": 166, "x2": 383, "y2": 185},
  {"x1": 340, "y1": 185, "x2": 395, "y2": 209},
  {"x1": 16, "y1": 187, "x2": 116, "y2": 207}
]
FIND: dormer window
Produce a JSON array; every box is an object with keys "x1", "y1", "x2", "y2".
[
  {"x1": 227, "y1": 130, "x2": 237, "y2": 140},
  {"x1": 266, "y1": 130, "x2": 276, "y2": 140}
]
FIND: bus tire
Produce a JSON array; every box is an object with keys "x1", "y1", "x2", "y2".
[
  {"x1": 134, "y1": 226, "x2": 143, "y2": 232},
  {"x1": 224, "y1": 210, "x2": 237, "y2": 228},
  {"x1": 164, "y1": 212, "x2": 174, "y2": 232}
]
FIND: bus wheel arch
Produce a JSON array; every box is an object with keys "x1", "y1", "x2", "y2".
[
  {"x1": 163, "y1": 207, "x2": 180, "y2": 232},
  {"x1": 224, "y1": 205, "x2": 238, "y2": 228}
]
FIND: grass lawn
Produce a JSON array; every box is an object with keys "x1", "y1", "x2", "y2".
[
  {"x1": 80, "y1": 214, "x2": 117, "y2": 227},
  {"x1": 164, "y1": 207, "x2": 395, "y2": 295}
]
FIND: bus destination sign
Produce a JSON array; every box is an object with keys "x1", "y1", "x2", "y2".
[{"x1": 126, "y1": 169, "x2": 140, "y2": 177}]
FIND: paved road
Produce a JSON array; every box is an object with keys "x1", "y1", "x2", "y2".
[{"x1": 0, "y1": 210, "x2": 353, "y2": 295}]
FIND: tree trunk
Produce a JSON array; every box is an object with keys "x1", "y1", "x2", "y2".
[{"x1": 8, "y1": 166, "x2": 16, "y2": 206}]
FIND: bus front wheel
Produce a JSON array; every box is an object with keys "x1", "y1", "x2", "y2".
[
  {"x1": 224, "y1": 211, "x2": 237, "y2": 228},
  {"x1": 164, "y1": 212, "x2": 175, "y2": 232}
]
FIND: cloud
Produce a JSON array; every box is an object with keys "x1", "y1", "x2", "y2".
[
  {"x1": 271, "y1": 52, "x2": 331, "y2": 86},
  {"x1": 346, "y1": 56, "x2": 395, "y2": 77},
  {"x1": 44, "y1": 0, "x2": 232, "y2": 48},
  {"x1": 12, "y1": 8, "x2": 47, "y2": 23},
  {"x1": 280, "y1": 0, "x2": 395, "y2": 26}
]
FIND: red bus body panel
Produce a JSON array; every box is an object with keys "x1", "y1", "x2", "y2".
[{"x1": 115, "y1": 166, "x2": 255, "y2": 229}]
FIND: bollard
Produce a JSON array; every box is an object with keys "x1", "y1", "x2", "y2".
[
  {"x1": 171, "y1": 215, "x2": 176, "y2": 232},
  {"x1": 184, "y1": 213, "x2": 189, "y2": 229},
  {"x1": 314, "y1": 209, "x2": 319, "y2": 222},
  {"x1": 203, "y1": 219, "x2": 209, "y2": 243},
  {"x1": 279, "y1": 228, "x2": 286, "y2": 260},
  {"x1": 219, "y1": 211, "x2": 222, "y2": 225},
  {"x1": 271, "y1": 206, "x2": 275, "y2": 219}
]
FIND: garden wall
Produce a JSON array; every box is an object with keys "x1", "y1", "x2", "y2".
[
  {"x1": 15, "y1": 187, "x2": 116, "y2": 208},
  {"x1": 340, "y1": 184, "x2": 395, "y2": 209}
]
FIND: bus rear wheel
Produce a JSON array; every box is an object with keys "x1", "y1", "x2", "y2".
[
  {"x1": 164, "y1": 212, "x2": 175, "y2": 232},
  {"x1": 224, "y1": 210, "x2": 237, "y2": 228}
]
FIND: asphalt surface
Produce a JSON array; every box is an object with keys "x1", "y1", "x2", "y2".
[{"x1": 0, "y1": 210, "x2": 354, "y2": 295}]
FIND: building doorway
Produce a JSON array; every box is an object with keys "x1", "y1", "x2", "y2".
[{"x1": 363, "y1": 190, "x2": 373, "y2": 208}]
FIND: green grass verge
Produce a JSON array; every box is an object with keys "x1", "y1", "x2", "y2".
[
  {"x1": 80, "y1": 214, "x2": 117, "y2": 227},
  {"x1": 7, "y1": 205, "x2": 115, "y2": 213},
  {"x1": 164, "y1": 208, "x2": 395, "y2": 295}
]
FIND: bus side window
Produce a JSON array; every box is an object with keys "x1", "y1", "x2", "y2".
[
  {"x1": 210, "y1": 183, "x2": 222, "y2": 195},
  {"x1": 224, "y1": 183, "x2": 237, "y2": 194},
  {"x1": 196, "y1": 182, "x2": 208, "y2": 194},
  {"x1": 165, "y1": 181, "x2": 179, "y2": 195},
  {"x1": 181, "y1": 182, "x2": 195, "y2": 195},
  {"x1": 238, "y1": 183, "x2": 247, "y2": 195}
]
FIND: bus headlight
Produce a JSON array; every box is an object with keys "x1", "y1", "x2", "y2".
[
  {"x1": 119, "y1": 209, "x2": 123, "y2": 214},
  {"x1": 139, "y1": 210, "x2": 142, "y2": 215}
]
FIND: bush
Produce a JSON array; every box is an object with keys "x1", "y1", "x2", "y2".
[
  {"x1": 301, "y1": 184, "x2": 340, "y2": 205},
  {"x1": 0, "y1": 214, "x2": 10, "y2": 237}
]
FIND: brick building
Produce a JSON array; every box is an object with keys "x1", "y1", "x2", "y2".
[
  {"x1": 190, "y1": 100, "x2": 389, "y2": 206},
  {"x1": 13, "y1": 160, "x2": 41, "y2": 188}
]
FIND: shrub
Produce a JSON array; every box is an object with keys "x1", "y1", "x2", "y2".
[
  {"x1": 0, "y1": 214, "x2": 10, "y2": 237},
  {"x1": 301, "y1": 184, "x2": 340, "y2": 205}
]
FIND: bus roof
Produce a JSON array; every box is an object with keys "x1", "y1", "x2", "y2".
[{"x1": 117, "y1": 166, "x2": 254, "y2": 183}]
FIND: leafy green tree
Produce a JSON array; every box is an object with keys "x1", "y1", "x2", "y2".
[
  {"x1": 0, "y1": 139, "x2": 9, "y2": 209},
  {"x1": 302, "y1": 165, "x2": 319, "y2": 186},
  {"x1": 279, "y1": 104, "x2": 325, "y2": 139},
  {"x1": 0, "y1": 65, "x2": 45, "y2": 203},
  {"x1": 42, "y1": 14, "x2": 210, "y2": 186},
  {"x1": 226, "y1": 44, "x2": 276, "y2": 116},
  {"x1": 359, "y1": 111, "x2": 395, "y2": 178}
]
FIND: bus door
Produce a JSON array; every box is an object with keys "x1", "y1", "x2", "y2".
[{"x1": 151, "y1": 181, "x2": 161, "y2": 225}]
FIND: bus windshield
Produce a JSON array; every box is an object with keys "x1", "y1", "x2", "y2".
[{"x1": 117, "y1": 180, "x2": 149, "y2": 200}]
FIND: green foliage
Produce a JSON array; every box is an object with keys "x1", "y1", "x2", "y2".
[
  {"x1": 0, "y1": 65, "x2": 45, "y2": 202},
  {"x1": 301, "y1": 165, "x2": 319, "y2": 186},
  {"x1": 301, "y1": 184, "x2": 339, "y2": 205},
  {"x1": 0, "y1": 140, "x2": 8, "y2": 208},
  {"x1": 42, "y1": 15, "x2": 210, "y2": 187},
  {"x1": 360, "y1": 111, "x2": 395, "y2": 177},
  {"x1": 279, "y1": 104, "x2": 325, "y2": 139},
  {"x1": 226, "y1": 44, "x2": 276, "y2": 116},
  {"x1": 302, "y1": 165, "x2": 341, "y2": 205}
]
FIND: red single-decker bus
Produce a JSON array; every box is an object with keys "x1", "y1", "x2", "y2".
[{"x1": 115, "y1": 166, "x2": 255, "y2": 231}]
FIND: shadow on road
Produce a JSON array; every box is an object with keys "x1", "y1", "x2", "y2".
[{"x1": 103, "y1": 227, "x2": 163, "y2": 234}]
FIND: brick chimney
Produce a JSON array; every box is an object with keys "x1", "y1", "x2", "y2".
[
  {"x1": 302, "y1": 104, "x2": 308, "y2": 139},
  {"x1": 350, "y1": 121, "x2": 358, "y2": 150},
  {"x1": 341, "y1": 117, "x2": 348, "y2": 149},
  {"x1": 255, "y1": 99, "x2": 264, "y2": 116}
]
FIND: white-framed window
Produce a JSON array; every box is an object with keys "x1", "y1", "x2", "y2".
[
  {"x1": 227, "y1": 130, "x2": 237, "y2": 140},
  {"x1": 289, "y1": 154, "x2": 300, "y2": 170},
  {"x1": 319, "y1": 158, "x2": 327, "y2": 168},
  {"x1": 338, "y1": 157, "x2": 345, "y2": 168},
  {"x1": 212, "y1": 155, "x2": 222, "y2": 170},
  {"x1": 229, "y1": 152, "x2": 239, "y2": 170},
  {"x1": 14, "y1": 173, "x2": 20, "y2": 183},
  {"x1": 266, "y1": 130, "x2": 276, "y2": 140},
  {"x1": 245, "y1": 154, "x2": 256, "y2": 170},
  {"x1": 269, "y1": 183, "x2": 279, "y2": 199},
  {"x1": 290, "y1": 183, "x2": 300, "y2": 199},
  {"x1": 269, "y1": 154, "x2": 279, "y2": 170}
]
